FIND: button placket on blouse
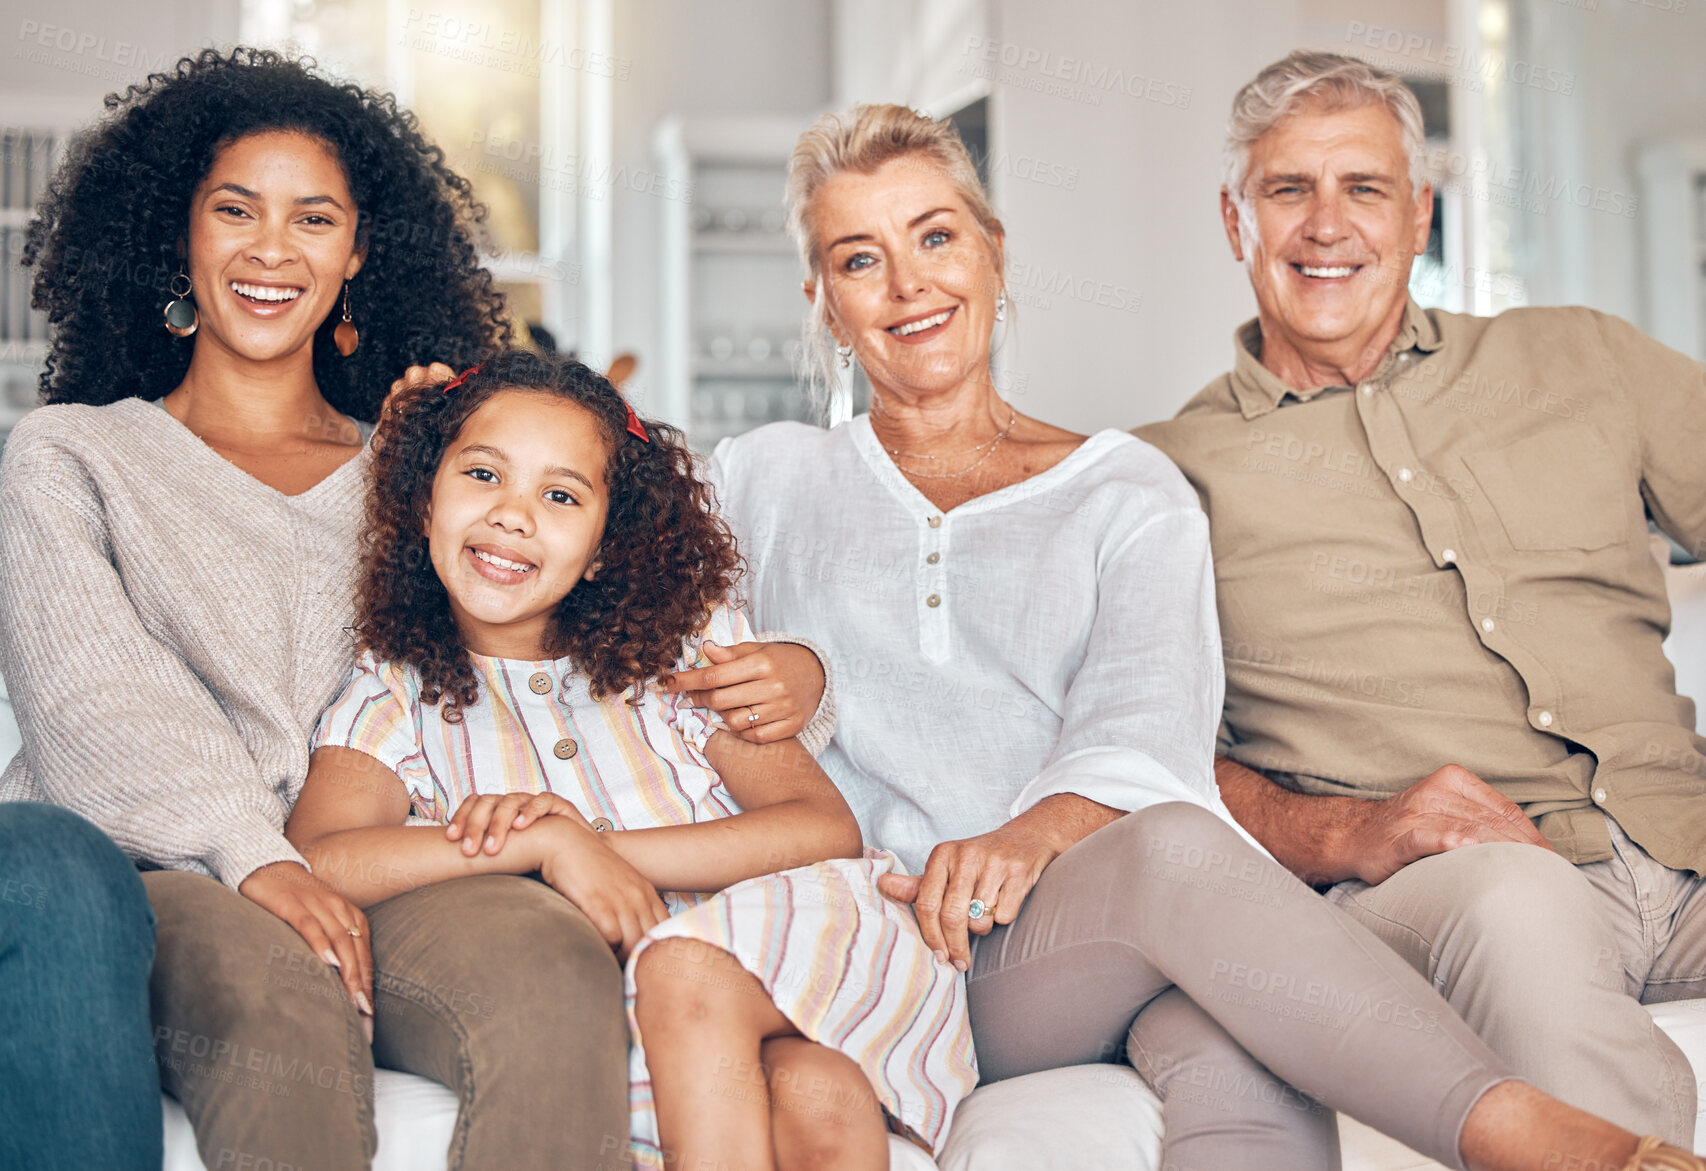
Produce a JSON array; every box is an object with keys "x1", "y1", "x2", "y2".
[
  {"x1": 920, "y1": 513, "x2": 950, "y2": 662},
  {"x1": 526, "y1": 664, "x2": 602, "y2": 826}
]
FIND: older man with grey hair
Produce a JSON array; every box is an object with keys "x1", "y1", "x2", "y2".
[{"x1": 1139, "y1": 48, "x2": 1706, "y2": 1143}]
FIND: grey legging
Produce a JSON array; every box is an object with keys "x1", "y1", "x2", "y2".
[{"x1": 967, "y1": 802, "x2": 1513, "y2": 1171}]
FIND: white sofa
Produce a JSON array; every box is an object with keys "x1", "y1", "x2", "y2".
[
  {"x1": 50, "y1": 554, "x2": 1706, "y2": 1169},
  {"x1": 162, "y1": 999, "x2": 1706, "y2": 1171}
]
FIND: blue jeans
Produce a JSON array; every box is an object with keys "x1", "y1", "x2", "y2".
[{"x1": 0, "y1": 802, "x2": 160, "y2": 1170}]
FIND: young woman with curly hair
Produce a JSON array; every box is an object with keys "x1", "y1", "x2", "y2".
[
  {"x1": 285, "y1": 352, "x2": 977, "y2": 1171},
  {"x1": 0, "y1": 48, "x2": 633, "y2": 1170}
]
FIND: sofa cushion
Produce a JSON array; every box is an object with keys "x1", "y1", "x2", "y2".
[
  {"x1": 162, "y1": 1069, "x2": 936, "y2": 1171},
  {"x1": 936, "y1": 1061, "x2": 1164, "y2": 1170},
  {"x1": 162, "y1": 1069, "x2": 458, "y2": 1171},
  {"x1": 162, "y1": 1000, "x2": 1706, "y2": 1170}
]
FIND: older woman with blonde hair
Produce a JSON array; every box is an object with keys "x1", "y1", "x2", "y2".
[{"x1": 672, "y1": 101, "x2": 1706, "y2": 1171}]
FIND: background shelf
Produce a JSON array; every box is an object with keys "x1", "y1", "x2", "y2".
[{"x1": 653, "y1": 114, "x2": 857, "y2": 451}]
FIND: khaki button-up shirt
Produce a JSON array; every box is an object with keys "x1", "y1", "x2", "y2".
[{"x1": 1138, "y1": 300, "x2": 1706, "y2": 873}]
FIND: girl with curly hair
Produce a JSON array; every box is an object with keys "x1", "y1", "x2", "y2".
[
  {"x1": 285, "y1": 351, "x2": 978, "y2": 1171},
  {"x1": 0, "y1": 47, "x2": 632, "y2": 1170}
]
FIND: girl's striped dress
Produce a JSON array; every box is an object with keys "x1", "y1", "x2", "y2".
[{"x1": 311, "y1": 604, "x2": 977, "y2": 1167}]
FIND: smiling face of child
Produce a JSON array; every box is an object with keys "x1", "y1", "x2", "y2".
[{"x1": 426, "y1": 389, "x2": 612, "y2": 660}]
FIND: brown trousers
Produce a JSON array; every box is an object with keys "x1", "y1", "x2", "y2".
[
  {"x1": 967, "y1": 803, "x2": 1513, "y2": 1171},
  {"x1": 145, "y1": 871, "x2": 630, "y2": 1171}
]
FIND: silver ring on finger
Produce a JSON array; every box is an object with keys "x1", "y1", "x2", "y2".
[{"x1": 967, "y1": 898, "x2": 988, "y2": 921}]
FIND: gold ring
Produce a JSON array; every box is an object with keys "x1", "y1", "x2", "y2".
[
  {"x1": 747, "y1": 709, "x2": 759, "y2": 725},
  {"x1": 347, "y1": 927, "x2": 362, "y2": 939}
]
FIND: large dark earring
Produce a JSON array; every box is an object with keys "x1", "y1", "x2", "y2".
[
  {"x1": 163, "y1": 268, "x2": 197, "y2": 337},
  {"x1": 334, "y1": 282, "x2": 360, "y2": 356}
]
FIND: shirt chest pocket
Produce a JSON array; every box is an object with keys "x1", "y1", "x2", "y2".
[{"x1": 1461, "y1": 427, "x2": 1629, "y2": 552}]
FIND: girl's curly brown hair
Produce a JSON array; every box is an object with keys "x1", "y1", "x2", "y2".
[{"x1": 357, "y1": 351, "x2": 741, "y2": 719}]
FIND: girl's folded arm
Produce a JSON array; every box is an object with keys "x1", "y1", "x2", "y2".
[
  {"x1": 286, "y1": 746, "x2": 567, "y2": 907},
  {"x1": 598, "y1": 732, "x2": 862, "y2": 892}
]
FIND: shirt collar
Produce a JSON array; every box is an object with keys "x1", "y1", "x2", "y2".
[{"x1": 1228, "y1": 297, "x2": 1443, "y2": 419}]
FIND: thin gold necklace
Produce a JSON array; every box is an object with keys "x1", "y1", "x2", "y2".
[
  {"x1": 880, "y1": 406, "x2": 1017, "y2": 458},
  {"x1": 886, "y1": 408, "x2": 1019, "y2": 479}
]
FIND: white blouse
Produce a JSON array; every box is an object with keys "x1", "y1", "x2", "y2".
[{"x1": 710, "y1": 415, "x2": 1253, "y2": 874}]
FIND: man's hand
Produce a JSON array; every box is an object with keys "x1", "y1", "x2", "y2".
[
  {"x1": 1338, "y1": 763, "x2": 1554, "y2": 885},
  {"x1": 1215, "y1": 757, "x2": 1555, "y2": 887}
]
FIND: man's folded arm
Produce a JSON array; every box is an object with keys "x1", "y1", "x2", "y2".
[
  {"x1": 1212, "y1": 756, "x2": 1369, "y2": 886},
  {"x1": 1214, "y1": 755, "x2": 1555, "y2": 888}
]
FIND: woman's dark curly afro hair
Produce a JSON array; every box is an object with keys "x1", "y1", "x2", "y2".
[
  {"x1": 359, "y1": 351, "x2": 743, "y2": 719},
  {"x1": 23, "y1": 46, "x2": 509, "y2": 418}
]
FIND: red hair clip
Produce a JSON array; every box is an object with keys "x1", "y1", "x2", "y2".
[
  {"x1": 442, "y1": 363, "x2": 482, "y2": 394},
  {"x1": 624, "y1": 400, "x2": 650, "y2": 443}
]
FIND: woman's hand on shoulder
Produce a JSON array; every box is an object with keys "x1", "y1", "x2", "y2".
[
  {"x1": 239, "y1": 861, "x2": 375, "y2": 1039},
  {"x1": 665, "y1": 641, "x2": 824, "y2": 744},
  {"x1": 445, "y1": 791, "x2": 590, "y2": 857},
  {"x1": 532, "y1": 818, "x2": 668, "y2": 962},
  {"x1": 877, "y1": 822, "x2": 1060, "y2": 973},
  {"x1": 386, "y1": 362, "x2": 455, "y2": 406},
  {"x1": 373, "y1": 363, "x2": 455, "y2": 450}
]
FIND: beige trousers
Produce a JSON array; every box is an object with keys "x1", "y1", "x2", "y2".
[
  {"x1": 1328, "y1": 815, "x2": 1706, "y2": 1145},
  {"x1": 967, "y1": 803, "x2": 1513, "y2": 1171},
  {"x1": 145, "y1": 871, "x2": 630, "y2": 1171}
]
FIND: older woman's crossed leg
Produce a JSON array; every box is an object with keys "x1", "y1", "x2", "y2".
[{"x1": 967, "y1": 801, "x2": 1674, "y2": 1171}]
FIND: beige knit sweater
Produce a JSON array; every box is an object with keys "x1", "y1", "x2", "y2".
[
  {"x1": 0, "y1": 398, "x2": 833, "y2": 891},
  {"x1": 0, "y1": 399, "x2": 372, "y2": 889}
]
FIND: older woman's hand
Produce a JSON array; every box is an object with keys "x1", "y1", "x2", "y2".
[
  {"x1": 877, "y1": 821, "x2": 1059, "y2": 972},
  {"x1": 664, "y1": 641, "x2": 826, "y2": 743}
]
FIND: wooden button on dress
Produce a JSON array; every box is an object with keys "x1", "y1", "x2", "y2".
[
  {"x1": 590, "y1": 817, "x2": 614, "y2": 832},
  {"x1": 553, "y1": 738, "x2": 578, "y2": 760},
  {"x1": 528, "y1": 672, "x2": 552, "y2": 694}
]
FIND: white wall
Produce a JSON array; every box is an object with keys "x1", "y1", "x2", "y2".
[
  {"x1": 984, "y1": 0, "x2": 1301, "y2": 432},
  {"x1": 606, "y1": 0, "x2": 833, "y2": 415},
  {"x1": 1514, "y1": 0, "x2": 1706, "y2": 324},
  {"x1": 832, "y1": 0, "x2": 990, "y2": 111},
  {"x1": 1, "y1": 0, "x2": 236, "y2": 117},
  {"x1": 1510, "y1": 0, "x2": 1706, "y2": 725},
  {"x1": 824, "y1": 0, "x2": 1305, "y2": 432}
]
